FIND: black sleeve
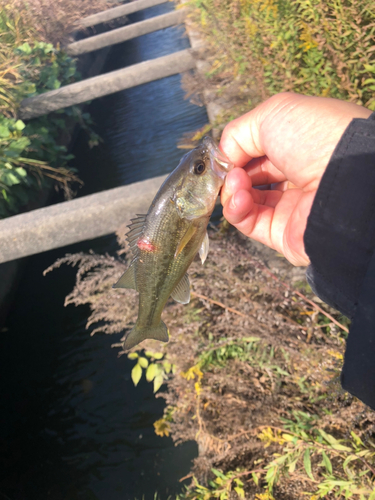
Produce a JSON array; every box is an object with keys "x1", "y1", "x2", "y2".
[{"x1": 304, "y1": 112, "x2": 375, "y2": 410}]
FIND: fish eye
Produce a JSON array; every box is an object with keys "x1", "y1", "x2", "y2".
[{"x1": 193, "y1": 162, "x2": 205, "y2": 175}]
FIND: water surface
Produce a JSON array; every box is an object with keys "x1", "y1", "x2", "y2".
[{"x1": 0, "y1": 3, "x2": 208, "y2": 498}]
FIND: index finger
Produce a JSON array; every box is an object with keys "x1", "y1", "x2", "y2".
[{"x1": 219, "y1": 108, "x2": 264, "y2": 168}]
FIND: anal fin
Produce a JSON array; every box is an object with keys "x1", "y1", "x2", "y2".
[
  {"x1": 171, "y1": 273, "x2": 190, "y2": 304},
  {"x1": 113, "y1": 262, "x2": 137, "y2": 290}
]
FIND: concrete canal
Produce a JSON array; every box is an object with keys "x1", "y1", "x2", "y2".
[{"x1": 0, "y1": 3, "x2": 208, "y2": 499}]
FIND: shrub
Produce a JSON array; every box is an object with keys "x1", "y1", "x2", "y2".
[
  {"x1": 187, "y1": 0, "x2": 375, "y2": 112},
  {"x1": 0, "y1": 5, "x2": 101, "y2": 216}
]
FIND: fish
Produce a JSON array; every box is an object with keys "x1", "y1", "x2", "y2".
[{"x1": 113, "y1": 136, "x2": 233, "y2": 351}]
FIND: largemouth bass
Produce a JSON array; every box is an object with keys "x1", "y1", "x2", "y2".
[{"x1": 114, "y1": 137, "x2": 233, "y2": 350}]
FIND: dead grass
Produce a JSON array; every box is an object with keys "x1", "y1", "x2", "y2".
[
  {"x1": 46, "y1": 225, "x2": 375, "y2": 498},
  {"x1": 2, "y1": 0, "x2": 113, "y2": 45}
]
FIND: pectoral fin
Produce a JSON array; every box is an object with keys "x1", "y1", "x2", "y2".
[
  {"x1": 113, "y1": 262, "x2": 137, "y2": 290},
  {"x1": 171, "y1": 273, "x2": 190, "y2": 304},
  {"x1": 174, "y1": 225, "x2": 197, "y2": 258},
  {"x1": 199, "y1": 231, "x2": 209, "y2": 265}
]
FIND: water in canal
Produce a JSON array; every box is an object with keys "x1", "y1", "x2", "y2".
[{"x1": 0, "y1": 3, "x2": 208, "y2": 499}]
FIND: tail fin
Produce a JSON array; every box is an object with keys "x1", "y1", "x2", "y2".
[{"x1": 123, "y1": 321, "x2": 169, "y2": 351}]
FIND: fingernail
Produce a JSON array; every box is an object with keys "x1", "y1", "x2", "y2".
[{"x1": 229, "y1": 193, "x2": 236, "y2": 209}]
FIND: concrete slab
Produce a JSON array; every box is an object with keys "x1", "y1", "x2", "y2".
[
  {"x1": 0, "y1": 175, "x2": 167, "y2": 263},
  {"x1": 80, "y1": 0, "x2": 169, "y2": 28},
  {"x1": 67, "y1": 10, "x2": 186, "y2": 55},
  {"x1": 20, "y1": 49, "x2": 195, "y2": 119}
]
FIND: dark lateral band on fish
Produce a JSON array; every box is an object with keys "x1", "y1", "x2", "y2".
[{"x1": 113, "y1": 136, "x2": 233, "y2": 351}]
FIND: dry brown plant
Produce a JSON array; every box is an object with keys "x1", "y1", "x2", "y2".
[
  {"x1": 3, "y1": 0, "x2": 113, "y2": 45},
  {"x1": 45, "y1": 225, "x2": 375, "y2": 497}
]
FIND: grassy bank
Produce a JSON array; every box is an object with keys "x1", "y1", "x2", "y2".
[
  {"x1": 0, "y1": 0, "x2": 108, "y2": 217},
  {"x1": 181, "y1": 0, "x2": 375, "y2": 130}
]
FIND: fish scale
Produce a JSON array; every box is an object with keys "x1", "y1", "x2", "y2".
[
  {"x1": 137, "y1": 211, "x2": 201, "y2": 323},
  {"x1": 114, "y1": 137, "x2": 233, "y2": 350}
]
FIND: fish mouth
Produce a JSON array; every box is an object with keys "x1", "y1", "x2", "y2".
[{"x1": 202, "y1": 136, "x2": 234, "y2": 180}]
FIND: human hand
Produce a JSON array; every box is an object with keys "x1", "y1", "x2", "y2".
[{"x1": 220, "y1": 92, "x2": 372, "y2": 266}]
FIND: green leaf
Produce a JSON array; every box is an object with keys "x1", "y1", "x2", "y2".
[
  {"x1": 131, "y1": 363, "x2": 142, "y2": 386},
  {"x1": 211, "y1": 469, "x2": 228, "y2": 480},
  {"x1": 8, "y1": 137, "x2": 30, "y2": 151},
  {"x1": 153, "y1": 374, "x2": 164, "y2": 393},
  {"x1": 242, "y1": 336, "x2": 260, "y2": 342},
  {"x1": 16, "y1": 42, "x2": 32, "y2": 54},
  {"x1": 0, "y1": 125, "x2": 10, "y2": 138},
  {"x1": 23, "y1": 82, "x2": 36, "y2": 95},
  {"x1": 265, "y1": 464, "x2": 278, "y2": 488},
  {"x1": 127, "y1": 352, "x2": 138, "y2": 360},
  {"x1": 343, "y1": 454, "x2": 358, "y2": 471},
  {"x1": 146, "y1": 363, "x2": 158, "y2": 382},
  {"x1": 13, "y1": 120, "x2": 25, "y2": 131},
  {"x1": 234, "y1": 486, "x2": 245, "y2": 498},
  {"x1": 163, "y1": 361, "x2": 172, "y2": 374},
  {"x1": 52, "y1": 79, "x2": 61, "y2": 90},
  {"x1": 321, "y1": 450, "x2": 332, "y2": 474},
  {"x1": 358, "y1": 468, "x2": 369, "y2": 477},
  {"x1": 350, "y1": 430, "x2": 364, "y2": 447},
  {"x1": 251, "y1": 472, "x2": 259, "y2": 486},
  {"x1": 138, "y1": 357, "x2": 149, "y2": 368},
  {"x1": 2, "y1": 172, "x2": 21, "y2": 186},
  {"x1": 303, "y1": 449, "x2": 314, "y2": 481},
  {"x1": 288, "y1": 457, "x2": 299, "y2": 474},
  {"x1": 152, "y1": 352, "x2": 164, "y2": 360},
  {"x1": 15, "y1": 167, "x2": 27, "y2": 177},
  {"x1": 319, "y1": 429, "x2": 352, "y2": 451},
  {"x1": 356, "y1": 449, "x2": 370, "y2": 457},
  {"x1": 363, "y1": 64, "x2": 375, "y2": 73}
]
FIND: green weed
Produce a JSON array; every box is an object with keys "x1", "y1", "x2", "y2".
[
  {"x1": 0, "y1": 9, "x2": 99, "y2": 216},
  {"x1": 198, "y1": 336, "x2": 290, "y2": 379},
  {"x1": 187, "y1": 0, "x2": 375, "y2": 114}
]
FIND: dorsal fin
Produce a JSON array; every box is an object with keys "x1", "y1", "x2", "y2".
[{"x1": 126, "y1": 214, "x2": 147, "y2": 257}]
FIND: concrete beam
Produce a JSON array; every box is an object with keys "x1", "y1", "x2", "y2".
[
  {"x1": 0, "y1": 176, "x2": 167, "y2": 263},
  {"x1": 80, "y1": 0, "x2": 169, "y2": 28},
  {"x1": 67, "y1": 10, "x2": 186, "y2": 55},
  {"x1": 19, "y1": 49, "x2": 195, "y2": 119}
]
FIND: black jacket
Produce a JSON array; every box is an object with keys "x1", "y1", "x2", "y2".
[{"x1": 304, "y1": 112, "x2": 375, "y2": 410}]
